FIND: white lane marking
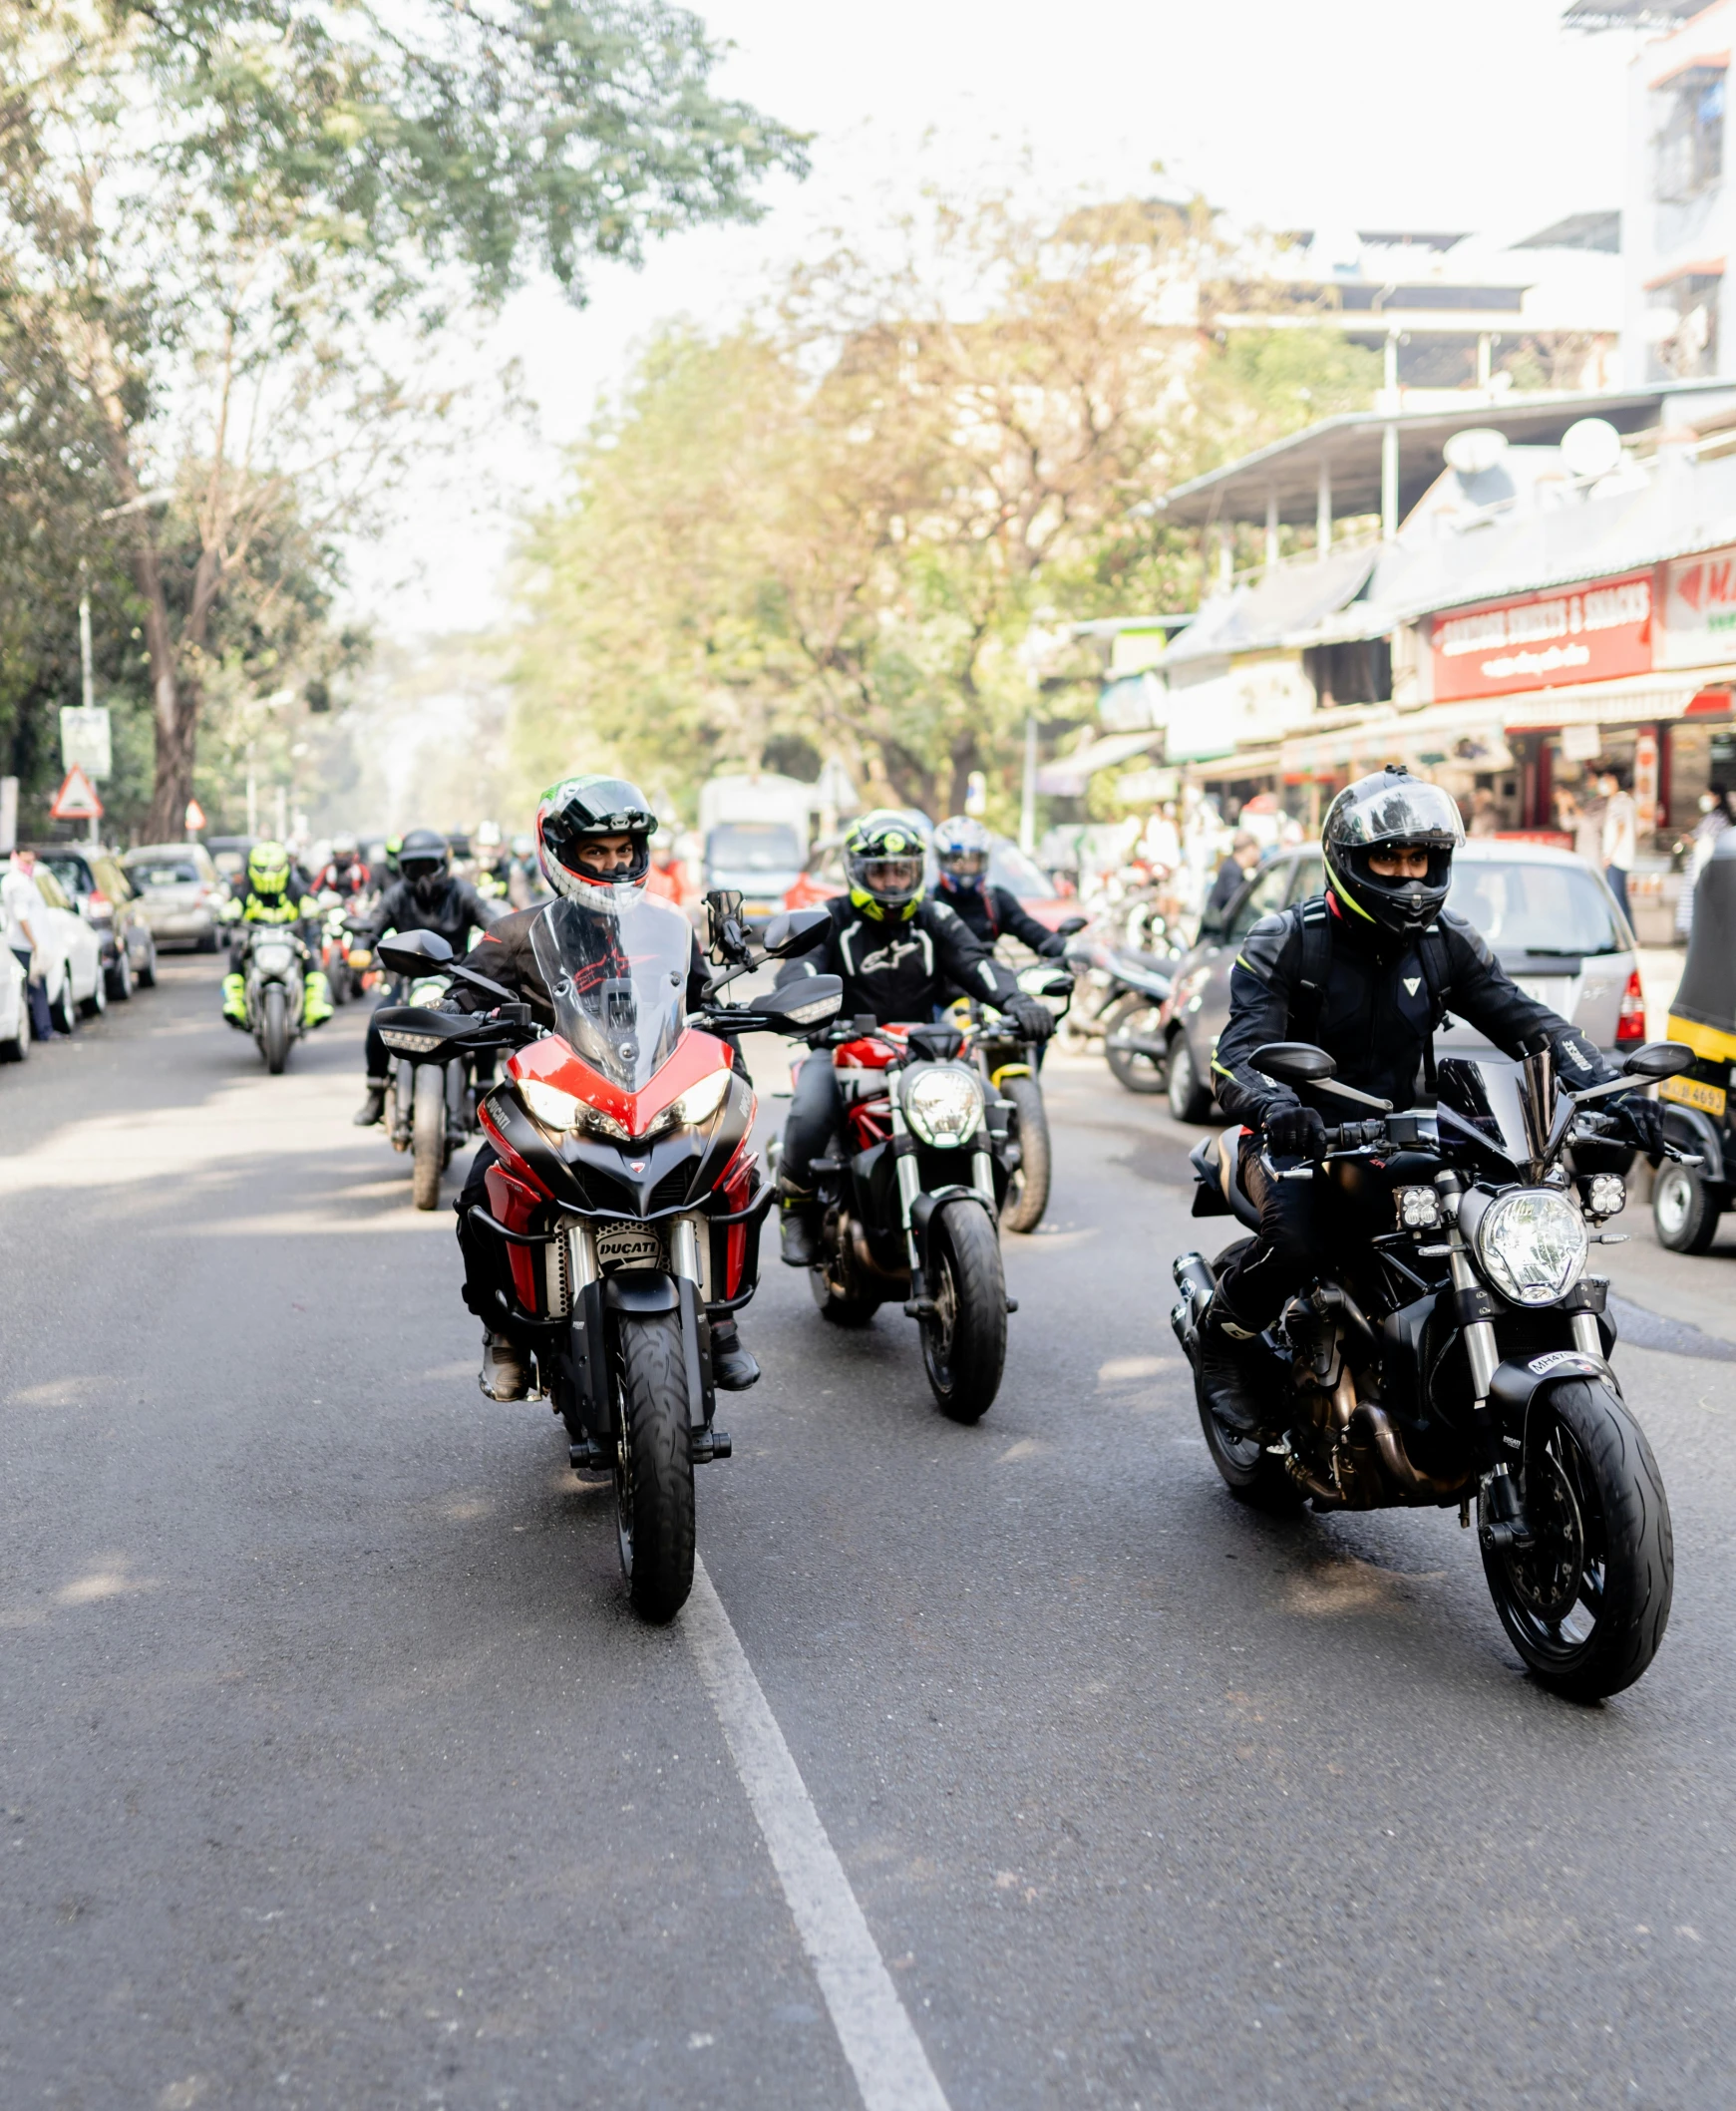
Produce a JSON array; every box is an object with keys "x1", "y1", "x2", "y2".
[{"x1": 686, "y1": 1559, "x2": 952, "y2": 2111}]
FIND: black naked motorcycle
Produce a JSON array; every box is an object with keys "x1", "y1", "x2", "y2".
[
  {"x1": 373, "y1": 899, "x2": 841, "y2": 1622},
  {"x1": 1173, "y1": 1035, "x2": 1694, "y2": 1701},
  {"x1": 951, "y1": 964, "x2": 1075, "y2": 1232}
]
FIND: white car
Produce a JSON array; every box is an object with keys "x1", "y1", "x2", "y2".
[
  {"x1": 0, "y1": 944, "x2": 26, "y2": 1061},
  {"x1": 11, "y1": 863, "x2": 106, "y2": 1030}
]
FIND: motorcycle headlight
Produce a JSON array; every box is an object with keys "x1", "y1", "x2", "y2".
[
  {"x1": 902, "y1": 1065, "x2": 983, "y2": 1148},
  {"x1": 1474, "y1": 1188, "x2": 1588, "y2": 1307},
  {"x1": 253, "y1": 942, "x2": 294, "y2": 974},
  {"x1": 520, "y1": 1080, "x2": 630, "y2": 1142},
  {"x1": 633, "y1": 1067, "x2": 735, "y2": 1142}
]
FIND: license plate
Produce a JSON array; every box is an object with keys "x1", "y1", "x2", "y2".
[
  {"x1": 594, "y1": 1223, "x2": 664, "y2": 1271},
  {"x1": 1661, "y1": 1074, "x2": 1726, "y2": 1118}
]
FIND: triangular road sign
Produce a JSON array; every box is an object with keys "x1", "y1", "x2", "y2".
[
  {"x1": 184, "y1": 798, "x2": 207, "y2": 832},
  {"x1": 50, "y1": 765, "x2": 103, "y2": 821}
]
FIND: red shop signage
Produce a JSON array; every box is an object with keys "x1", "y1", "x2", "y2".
[{"x1": 1429, "y1": 571, "x2": 1654, "y2": 702}]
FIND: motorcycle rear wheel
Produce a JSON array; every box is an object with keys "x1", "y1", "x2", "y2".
[
  {"x1": 920, "y1": 1200, "x2": 1006, "y2": 1422},
  {"x1": 1194, "y1": 1239, "x2": 1303, "y2": 1513},
  {"x1": 1481, "y1": 1377, "x2": 1673, "y2": 1701},
  {"x1": 412, "y1": 1065, "x2": 445, "y2": 1210},
  {"x1": 614, "y1": 1313, "x2": 696, "y2": 1621},
  {"x1": 999, "y1": 1075, "x2": 1051, "y2": 1232},
  {"x1": 261, "y1": 985, "x2": 290, "y2": 1073},
  {"x1": 1103, "y1": 992, "x2": 1168, "y2": 1095}
]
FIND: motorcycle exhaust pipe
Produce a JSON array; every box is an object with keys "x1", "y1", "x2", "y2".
[{"x1": 1171, "y1": 1250, "x2": 1216, "y2": 1358}]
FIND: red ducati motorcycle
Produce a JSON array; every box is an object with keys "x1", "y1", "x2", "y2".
[{"x1": 375, "y1": 896, "x2": 841, "y2": 1620}]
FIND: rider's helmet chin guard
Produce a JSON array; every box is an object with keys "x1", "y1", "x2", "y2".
[
  {"x1": 1322, "y1": 765, "x2": 1465, "y2": 939},
  {"x1": 535, "y1": 775, "x2": 658, "y2": 913},
  {"x1": 933, "y1": 815, "x2": 992, "y2": 895},
  {"x1": 398, "y1": 827, "x2": 452, "y2": 909},
  {"x1": 247, "y1": 840, "x2": 292, "y2": 900},
  {"x1": 845, "y1": 810, "x2": 929, "y2": 922}
]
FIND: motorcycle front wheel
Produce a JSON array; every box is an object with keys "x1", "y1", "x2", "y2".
[
  {"x1": 1481, "y1": 1377, "x2": 1673, "y2": 1702},
  {"x1": 411, "y1": 1065, "x2": 445, "y2": 1210},
  {"x1": 999, "y1": 1075, "x2": 1051, "y2": 1232},
  {"x1": 920, "y1": 1200, "x2": 1006, "y2": 1422},
  {"x1": 261, "y1": 984, "x2": 290, "y2": 1073},
  {"x1": 613, "y1": 1313, "x2": 696, "y2": 1621}
]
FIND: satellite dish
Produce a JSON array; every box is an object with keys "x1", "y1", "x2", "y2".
[
  {"x1": 1560, "y1": 417, "x2": 1623, "y2": 481},
  {"x1": 1444, "y1": 428, "x2": 1509, "y2": 477}
]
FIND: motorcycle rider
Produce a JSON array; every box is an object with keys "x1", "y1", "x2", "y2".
[
  {"x1": 352, "y1": 829, "x2": 495, "y2": 1127},
  {"x1": 472, "y1": 820, "x2": 510, "y2": 899},
  {"x1": 316, "y1": 833, "x2": 371, "y2": 897},
  {"x1": 220, "y1": 841, "x2": 334, "y2": 1031},
  {"x1": 931, "y1": 815, "x2": 1072, "y2": 958},
  {"x1": 445, "y1": 775, "x2": 762, "y2": 1399},
  {"x1": 774, "y1": 809, "x2": 1058, "y2": 1265},
  {"x1": 1197, "y1": 766, "x2": 1665, "y2": 1438}
]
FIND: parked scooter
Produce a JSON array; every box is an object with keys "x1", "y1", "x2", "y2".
[{"x1": 372, "y1": 900, "x2": 842, "y2": 1620}]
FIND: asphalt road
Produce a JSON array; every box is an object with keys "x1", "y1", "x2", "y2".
[{"x1": 5, "y1": 957, "x2": 1736, "y2": 2110}]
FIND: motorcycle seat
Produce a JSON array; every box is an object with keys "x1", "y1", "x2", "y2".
[{"x1": 1188, "y1": 1127, "x2": 1260, "y2": 1232}]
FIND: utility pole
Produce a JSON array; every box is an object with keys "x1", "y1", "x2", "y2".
[{"x1": 77, "y1": 559, "x2": 98, "y2": 842}]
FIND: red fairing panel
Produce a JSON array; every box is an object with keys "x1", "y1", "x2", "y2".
[
  {"x1": 486, "y1": 1162, "x2": 547, "y2": 1309},
  {"x1": 508, "y1": 1028, "x2": 731, "y2": 1141}
]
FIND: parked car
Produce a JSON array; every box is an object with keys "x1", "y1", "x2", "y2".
[
  {"x1": 783, "y1": 827, "x2": 1074, "y2": 938},
  {"x1": 122, "y1": 843, "x2": 224, "y2": 951},
  {"x1": 13, "y1": 861, "x2": 106, "y2": 1027},
  {"x1": 0, "y1": 944, "x2": 27, "y2": 1060},
  {"x1": 1157, "y1": 838, "x2": 1644, "y2": 1123},
  {"x1": 32, "y1": 846, "x2": 158, "y2": 998},
  {"x1": 204, "y1": 836, "x2": 255, "y2": 892}
]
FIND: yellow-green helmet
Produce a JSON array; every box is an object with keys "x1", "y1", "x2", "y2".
[
  {"x1": 247, "y1": 840, "x2": 291, "y2": 897},
  {"x1": 845, "y1": 810, "x2": 928, "y2": 922}
]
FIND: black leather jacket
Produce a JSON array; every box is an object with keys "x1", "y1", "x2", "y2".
[
  {"x1": 783, "y1": 894, "x2": 1020, "y2": 1022},
  {"x1": 934, "y1": 881, "x2": 1064, "y2": 957},
  {"x1": 364, "y1": 874, "x2": 496, "y2": 957},
  {"x1": 1214, "y1": 893, "x2": 1615, "y2": 1128}
]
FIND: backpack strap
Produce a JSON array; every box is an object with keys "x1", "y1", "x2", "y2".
[
  {"x1": 1413, "y1": 922, "x2": 1453, "y2": 1095},
  {"x1": 1288, "y1": 895, "x2": 1333, "y2": 1047},
  {"x1": 983, "y1": 886, "x2": 1001, "y2": 939}
]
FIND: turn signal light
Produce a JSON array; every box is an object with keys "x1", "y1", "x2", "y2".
[{"x1": 1615, "y1": 968, "x2": 1646, "y2": 1046}]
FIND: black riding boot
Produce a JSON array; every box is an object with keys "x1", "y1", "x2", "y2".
[
  {"x1": 1196, "y1": 1291, "x2": 1274, "y2": 1440},
  {"x1": 779, "y1": 1181, "x2": 821, "y2": 1267},
  {"x1": 710, "y1": 1319, "x2": 760, "y2": 1390},
  {"x1": 354, "y1": 1077, "x2": 388, "y2": 1127}
]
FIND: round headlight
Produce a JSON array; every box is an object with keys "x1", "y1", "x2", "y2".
[
  {"x1": 1474, "y1": 1188, "x2": 1588, "y2": 1307},
  {"x1": 902, "y1": 1065, "x2": 982, "y2": 1148},
  {"x1": 253, "y1": 942, "x2": 294, "y2": 974}
]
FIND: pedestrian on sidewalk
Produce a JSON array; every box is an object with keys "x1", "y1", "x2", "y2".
[
  {"x1": 1, "y1": 849, "x2": 57, "y2": 1040},
  {"x1": 1675, "y1": 785, "x2": 1733, "y2": 939},
  {"x1": 1597, "y1": 766, "x2": 1638, "y2": 928}
]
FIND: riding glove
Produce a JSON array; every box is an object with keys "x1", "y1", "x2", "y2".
[
  {"x1": 1614, "y1": 1094, "x2": 1666, "y2": 1160},
  {"x1": 1007, "y1": 994, "x2": 1055, "y2": 1044},
  {"x1": 1263, "y1": 1103, "x2": 1327, "y2": 1161}
]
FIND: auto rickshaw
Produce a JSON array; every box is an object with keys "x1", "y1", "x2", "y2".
[{"x1": 1654, "y1": 830, "x2": 1736, "y2": 1251}]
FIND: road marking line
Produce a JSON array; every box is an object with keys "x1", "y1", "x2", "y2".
[{"x1": 686, "y1": 1558, "x2": 951, "y2": 2111}]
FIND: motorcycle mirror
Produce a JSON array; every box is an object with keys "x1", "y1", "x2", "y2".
[
  {"x1": 1623, "y1": 1040, "x2": 1694, "y2": 1081},
  {"x1": 1056, "y1": 915, "x2": 1087, "y2": 937},
  {"x1": 762, "y1": 907, "x2": 830, "y2": 958},
  {"x1": 1251, "y1": 1041, "x2": 1336, "y2": 1087},
  {"x1": 378, "y1": 929, "x2": 454, "y2": 974},
  {"x1": 1040, "y1": 975, "x2": 1074, "y2": 998},
  {"x1": 703, "y1": 889, "x2": 748, "y2": 965}
]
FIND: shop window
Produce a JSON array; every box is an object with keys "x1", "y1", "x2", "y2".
[
  {"x1": 1653, "y1": 65, "x2": 1725, "y2": 204},
  {"x1": 1303, "y1": 638, "x2": 1392, "y2": 709}
]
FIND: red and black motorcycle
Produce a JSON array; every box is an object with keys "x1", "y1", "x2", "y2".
[{"x1": 374, "y1": 895, "x2": 841, "y2": 1621}]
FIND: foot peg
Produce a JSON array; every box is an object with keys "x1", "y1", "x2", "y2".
[
  {"x1": 691, "y1": 1426, "x2": 732, "y2": 1464},
  {"x1": 569, "y1": 1437, "x2": 610, "y2": 1473}
]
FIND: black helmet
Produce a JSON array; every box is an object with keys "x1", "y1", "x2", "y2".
[
  {"x1": 1322, "y1": 767, "x2": 1464, "y2": 938},
  {"x1": 534, "y1": 774, "x2": 657, "y2": 904},
  {"x1": 399, "y1": 828, "x2": 451, "y2": 906},
  {"x1": 845, "y1": 810, "x2": 928, "y2": 922}
]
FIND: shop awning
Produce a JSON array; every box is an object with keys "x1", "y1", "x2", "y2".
[{"x1": 1034, "y1": 729, "x2": 1159, "y2": 797}]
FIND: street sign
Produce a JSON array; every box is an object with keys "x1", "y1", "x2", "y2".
[
  {"x1": 184, "y1": 798, "x2": 207, "y2": 832},
  {"x1": 50, "y1": 765, "x2": 103, "y2": 821},
  {"x1": 59, "y1": 705, "x2": 112, "y2": 780}
]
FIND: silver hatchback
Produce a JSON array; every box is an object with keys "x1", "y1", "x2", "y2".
[
  {"x1": 1159, "y1": 838, "x2": 1642, "y2": 1123},
  {"x1": 122, "y1": 843, "x2": 224, "y2": 952}
]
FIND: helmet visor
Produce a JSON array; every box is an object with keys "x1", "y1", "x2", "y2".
[
  {"x1": 861, "y1": 855, "x2": 924, "y2": 896},
  {"x1": 400, "y1": 856, "x2": 444, "y2": 885},
  {"x1": 939, "y1": 851, "x2": 988, "y2": 880},
  {"x1": 1330, "y1": 777, "x2": 1465, "y2": 850}
]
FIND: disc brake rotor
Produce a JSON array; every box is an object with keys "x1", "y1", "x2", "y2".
[{"x1": 1504, "y1": 1451, "x2": 1584, "y2": 1622}]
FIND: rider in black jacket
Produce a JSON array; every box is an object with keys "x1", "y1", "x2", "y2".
[
  {"x1": 930, "y1": 815, "x2": 1070, "y2": 956},
  {"x1": 775, "y1": 810, "x2": 1055, "y2": 1264},
  {"x1": 353, "y1": 829, "x2": 496, "y2": 1128},
  {"x1": 1198, "y1": 767, "x2": 1665, "y2": 1437}
]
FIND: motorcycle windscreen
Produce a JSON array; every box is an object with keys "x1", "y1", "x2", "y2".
[
  {"x1": 1671, "y1": 830, "x2": 1736, "y2": 1053},
  {"x1": 1436, "y1": 1055, "x2": 1531, "y2": 1168},
  {"x1": 529, "y1": 892, "x2": 691, "y2": 1093}
]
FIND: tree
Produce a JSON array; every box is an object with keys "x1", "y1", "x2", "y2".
[{"x1": 0, "y1": 0, "x2": 806, "y2": 839}]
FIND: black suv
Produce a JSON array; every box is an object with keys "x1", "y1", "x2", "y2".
[{"x1": 31, "y1": 847, "x2": 159, "y2": 1000}]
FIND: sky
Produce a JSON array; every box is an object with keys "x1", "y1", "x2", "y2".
[{"x1": 345, "y1": 0, "x2": 1648, "y2": 641}]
